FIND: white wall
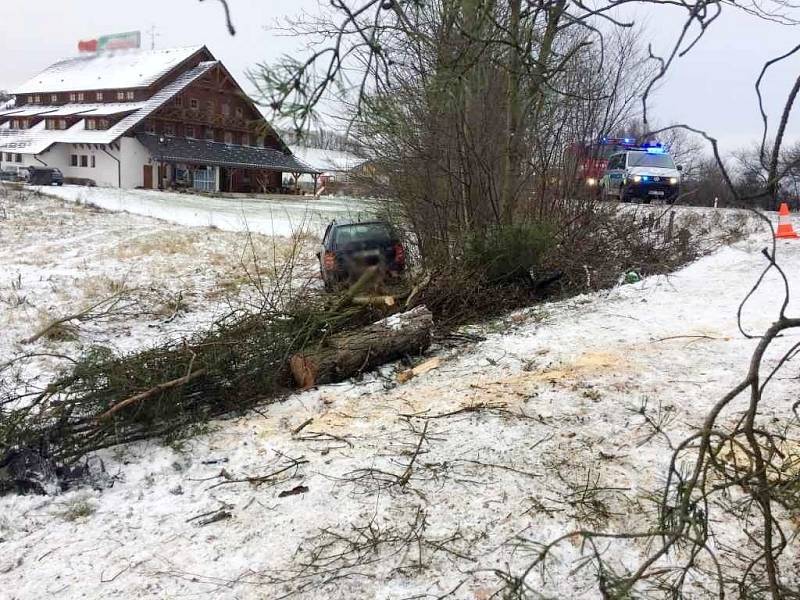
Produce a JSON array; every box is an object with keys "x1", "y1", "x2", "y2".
[
  {"x1": 5, "y1": 137, "x2": 153, "y2": 188},
  {"x1": 120, "y1": 137, "x2": 153, "y2": 189},
  {"x1": 38, "y1": 144, "x2": 120, "y2": 187},
  {"x1": 0, "y1": 150, "x2": 46, "y2": 171}
]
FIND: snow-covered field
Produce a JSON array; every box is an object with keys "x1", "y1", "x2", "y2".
[
  {"x1": 0, "y1": 186, "x2": 319, "y2": 391},
  {"x1": 35, "y1": 184, "x2": 377, "y2": 237},
  {"x1": 1, "y1": 187, "x2": 798, "y2": 598}
]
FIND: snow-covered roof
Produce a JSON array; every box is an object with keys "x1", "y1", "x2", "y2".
[
  {"x1": 14, "y1": 46, "x2": 205, "y2": 94},
  {"x1": 0, "y1": 62, "x2": 217, "y2": 154},
  {"x1": 0, "y1": 105, "x2": 59, "y2": 117},
  {"x1": 289, "y1": 146, "x2": 368, "y2": 174}
]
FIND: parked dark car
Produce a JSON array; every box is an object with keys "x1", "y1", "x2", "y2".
[
  {"x1": 27, "y1": 167, "x2": 64, "y2": 186},
  {"x1": 317, "y1": 220, "x2": 406, "y2": 290}
]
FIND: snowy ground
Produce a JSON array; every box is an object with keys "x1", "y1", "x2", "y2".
[
  {"x1": 1, "y1": 196, "x2": 798, "y2": 598},
  {"x1": 34, "y1": 184, "x2": 377, "y2": 237},
  {"x1": 0, "y1": 186, "x2": 319, "y2": 393}
]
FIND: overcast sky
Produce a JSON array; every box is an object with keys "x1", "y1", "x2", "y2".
[{"x1": 1, "y1": 0, "x2": 798, "y2": 153}]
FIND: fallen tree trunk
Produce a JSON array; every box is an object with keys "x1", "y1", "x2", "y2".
[{"x1": 290, "y1": 306, "x2": 434, "y2": 388}]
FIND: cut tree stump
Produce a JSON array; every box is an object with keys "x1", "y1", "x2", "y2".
[{"x1": 290, "y1": 305, "x2": 434, "y2": 388}]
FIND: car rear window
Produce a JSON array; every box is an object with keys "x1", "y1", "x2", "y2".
[
  {"x1": 334, "y1": 223, "x2": 392, "y2": 245},
  {"x1": 627, "y1": 152, "x2": 675, "y2": 168}
]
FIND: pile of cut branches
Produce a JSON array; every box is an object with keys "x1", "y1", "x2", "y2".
[{"x1": 0, "y1": 288, "x2": 389, "y2": 470}]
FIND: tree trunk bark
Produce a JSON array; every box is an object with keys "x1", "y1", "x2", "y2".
[
  {"x1": 500, "y1": 0, "x2": 522, "y2": 222},
  {"x1": 289, "y1": 306, "x2": 434, "y2": 388}
]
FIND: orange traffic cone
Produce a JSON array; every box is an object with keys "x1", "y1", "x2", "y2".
[{"x1": 776, "y1": 203, "x2": 799, "y2": 239}]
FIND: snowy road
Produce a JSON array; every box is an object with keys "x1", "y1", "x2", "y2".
[{"x1": 33, "y1": 184, "x2": 377, "y2": 237}]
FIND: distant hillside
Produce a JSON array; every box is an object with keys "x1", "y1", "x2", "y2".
[{"x1": 278, "y1": 127, "x2": 365, "y2": 156}]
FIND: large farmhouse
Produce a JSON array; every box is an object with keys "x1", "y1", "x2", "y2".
[{"x1": 0, "y1": 46, "x2": 318, "y2": 192}]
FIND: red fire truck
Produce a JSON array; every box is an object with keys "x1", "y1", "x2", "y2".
[{"x1": 564, "y1": 137, "x2": 638, "y2": 188}]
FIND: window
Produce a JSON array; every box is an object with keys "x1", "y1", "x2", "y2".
[
  {"x1": 70, "y1": 93, "x2": 77, "y2": 102},
  {"x1": 86, "y1": 119, "x2": 96, "y2": 130},
  {"x1": 98, "y1": 119, "x2": 109, "y2": 130},
  {"x1": 205, "y1": 128, "x2": 214, "y2": 140},
  {"x1": 224, "y1": 131, "x2": 233, "y2": 145},
  {"x1": 80, "y1": 155, "x2": 88, "y2": 167},
  {"x1": 221, "y1": 103, "x2": 230, "y2": 116},
  {"x1": 15, "y1": 154, "x2": 21, "y2": 163},
  {"x1": 46, "y1": 119, "x2": 54, "y2": 130},
  {"x1": 163, "y1": 123, "x2": 175, "y2": 136},
  {"x1": 235, "y1": 107, "x2": 243, "y2": 118},
  {"x1": 626, "y1": 151, "x2": 676, "y2": 169},
  {"x1": 5, "y1": 153, "x2": 12, "y2": 161},
  {"x1": 189, "y1": 98, "x2": 199, "y2": 110},
  {"x1": 96, "y1": 92, "x2": 104, "y2": 101},
  {"x1": 125, "y1": 91, "x2": 134, "y2": 101},
  {"x1": 77, "y1": 92, "x2": 84, "y2": 102},
  {"x1": 185, "y1": 125, "x2": 195, "y2": 138},
  {"x1": 144, "y1": 121, "x2": 155, "y2": 134},
  {"x1": 175, "y1": 96, "x2": 183, "y2": 107},
  {"x1": 59, "y1": 119, "x2": 66, "y2": 130},
  {"x1": 50, "y1": 94, "x2": 58, "y2": 103},
  {"x1": 192, "y1": 167, "x2": 216, "y2": 192},
  {"x1": 27, "y1": 96, "x2": 33, "y2": 104},
  {"x1": 241, "y1": 133, "x2": 249, "y2": 146},
  {"x1": 91, "y1": 155, "x2": 96, "y2": 168},
  {"x1": 71, "y1": 154, "x2": 78, "y2": 167},
  {"x1": 117, "y1": 91, "x2": 125, "y2": 101}
]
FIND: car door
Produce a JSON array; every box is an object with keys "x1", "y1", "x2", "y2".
[
  {"x1": 603, "y1": 154, "x2": 621, "y2": 195},
  {"x1": 612, "y1": 154, "x2": 628, "y2": 195},
  {"x1": 318, "y1": 223, "x2": 332, "y2": 264}
]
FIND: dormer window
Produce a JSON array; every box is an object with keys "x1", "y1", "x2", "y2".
[
  {"x1": 96, "y1": 92, "x2": 104, "y2": 101},
  {"x1": 27, "y1": 96, "x2": 34, "y2": 104},
  {"x1": 50, "y1": 94, "x2": 58, "y2": 103},
  {"x1": 125, "y1": 91, "x2": 134, "y2": 101},
  {"x1": 77, "y1": 92, "x2": 84, "y2": 102},
  {"x1": 99, "y1": 119, "x2": 109, "y2": 130},
  {"x1": 70, "y1": 93, "x2": 77, "y2": 102},
  {"x1": 34, "y1": 95, "x2": 41, "y2": 104},
  {"x1": 117, "y1": 91, "x2": 125, "y2": 101},
  {"x1": 86, "y1": 119, "x2": 96, "y2": 130},
  {"x1": 59, "y1": 119, "x2": 67, "y2": 130}
]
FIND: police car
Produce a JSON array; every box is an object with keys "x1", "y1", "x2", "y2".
[{"x1": 599, "y1": 142, "x2": 682, "y2": 203}]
